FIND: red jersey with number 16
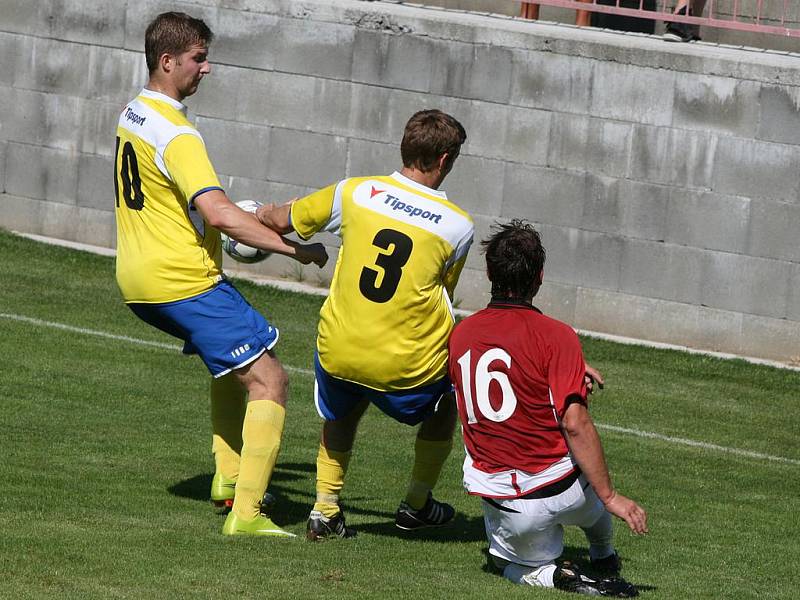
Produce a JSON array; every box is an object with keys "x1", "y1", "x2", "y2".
[{"x1": 448, "y1": 302, "x2": 588, "y2": 498}]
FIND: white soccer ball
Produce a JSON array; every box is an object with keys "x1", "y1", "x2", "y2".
[{"x1": 221, "y1": 200, "x2": 271, "y2": 264}]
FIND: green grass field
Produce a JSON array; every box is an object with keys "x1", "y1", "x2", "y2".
[{"x1": 1, "y1": 228, "x2": 798, "y2": 599}]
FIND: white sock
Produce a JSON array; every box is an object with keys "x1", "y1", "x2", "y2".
[{"x1": 503, "y1": 562, "x2": 557, "y2": 587}]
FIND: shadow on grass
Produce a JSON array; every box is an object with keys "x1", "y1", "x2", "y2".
[
  {"x1": 352, "y1": 511, "x2": 486, "y2": 543},
  {"x1": 169, "y1": 461, "x2": 486, "y2": 543},
  {"x1": 479, "y1": 546, "x2": 657, "y2": 594},
  {"x1": 167, "y1": 462, "x2": 319, "y2": 526}
]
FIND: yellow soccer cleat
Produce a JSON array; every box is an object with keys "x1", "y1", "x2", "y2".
[
  {"x1": 210, "y1": 472, "x2": 236, "y2": 512},
  {"x1": 222, "y1": 512, "x2": 297, "y2": 537}
]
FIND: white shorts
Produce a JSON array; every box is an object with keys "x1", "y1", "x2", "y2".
[{"x1": 482, "y1": 475, "x2": 607, "y2": 567}]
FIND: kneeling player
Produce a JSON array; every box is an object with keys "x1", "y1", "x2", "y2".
[{"x1": 448, "y1": 220, "x2": 647, "y2": 596}]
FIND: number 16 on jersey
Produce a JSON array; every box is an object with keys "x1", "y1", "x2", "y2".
[{"x1": 455, "y1": 348, "x2": 518, "y2": 424}]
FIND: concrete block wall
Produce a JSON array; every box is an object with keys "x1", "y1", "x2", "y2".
[
  {"x1": 418, "y1": 0, "x2": 800, "y2": 52},
  {"x1": 1, "y1": 0, "x2": 799, "y2": 364}
]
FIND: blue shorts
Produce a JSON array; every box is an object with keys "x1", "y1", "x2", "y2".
[
  {"x1": 313, "y1": 353, "x2": 451, "y2": 426},
  {"x1": 128, "y1": 281, "x2": 279, "y2": 378}
]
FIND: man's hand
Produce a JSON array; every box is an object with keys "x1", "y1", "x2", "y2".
[
  {"x1": 256, "y1": 199, "x2": 295, "y2": 234},
  {"x1": 585, "y1": 363, "x2": 604, "y2": 394},
  {"x1": 293, "y1": 242, "x2": 328, "y2": 268},
  {"x1": 603, "y1": 491, "x2": 648, "y2": 535}
]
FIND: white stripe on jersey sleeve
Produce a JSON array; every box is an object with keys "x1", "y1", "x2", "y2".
[
  {"x1": 117, "y1": 98, "x2": 203, "y2": 182},
  {"x1": 321, "y1": 179, "x2": 346, "y2": 237}
]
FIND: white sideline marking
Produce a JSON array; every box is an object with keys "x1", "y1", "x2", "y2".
[
  {"x1": 2, "y1": 311, "x2": 798, "y2": 466},
  {"x1": 596, "y1": 424, "x2": 800, "y2": 466},
  {"x1": 0, "y1": 313, "x2": 313, "y2": 376}
]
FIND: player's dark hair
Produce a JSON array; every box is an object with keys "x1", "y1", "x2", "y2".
[
  {"x1": 401, "y1": 110, "x2": 466, "y2": 173},
  {"x1": 482, "y1": 219, "x2": 546, "y2": 301},
  {"x1": 145, "y1": 12, "x2": 213, "y2": 74}
]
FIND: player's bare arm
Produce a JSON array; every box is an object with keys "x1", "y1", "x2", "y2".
[
  {"x1": 256, "y1": 201, "x2": 294, "y2": 234},
  {"x1": 561, "y1": 400, "x2": 648, "y2": 535},
  {"x1": 194, "y1": 190, "x2": 327, "y2": 267}
]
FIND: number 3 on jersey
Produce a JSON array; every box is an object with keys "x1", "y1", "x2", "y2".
[
  {"x1": 456, "y1": 348, "x2": 518, "y2": 424},
  {"x1": 359, "y1": 228, "x2": 413, "y2": 303},
  {"x1": 114, "y1": 136, "x2": 145, "y2": 211}
]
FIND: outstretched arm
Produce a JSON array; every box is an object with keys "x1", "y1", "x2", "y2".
[
  {"x1": 561, "y1": 401, "x2": 648, "y2": 535},
  {"x1": 194, "y1": 190, "x2": 327, "y2": 267}
]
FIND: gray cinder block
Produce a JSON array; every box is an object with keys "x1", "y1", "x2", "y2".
[
  {"x1": 665, "y1": 189, "x2": 750, "y2": 255},
  {"x1": 502, "y1": 164, "x2": 587, "y2": 227},
  {"x1": 352, "y1": 29, "x2": 434, "y2": 93},
  {"x1": 583, "y1": 175, "x2": 670, "y2": 242},
  {"x1": 673, "y1": 74, "x2": 760, "y2": 138},
  {"x1": 510, "y1": 50, "x2": 592, "y2": 114},
  {"x1": 5, "y1": 142, "x2": 79, "y2": 205},
  {"x1": 78, "y1": 153, "x2": 114, "y2": 212},
  {"x1": 88, "y1": 47, "x2": 146, "y2": 104},
  {"x1": 0, "y1": 1, "x2": 41, "y2": 36},
  {"x1": 590, "y1": 61, "x2": 675, "y2": 127},
  {"x1": 215, "y1": 8, "x2": 278, "y2": 71},
  {"x1": 83, "y1": 101, "x2": 123, "y2": 157},
  {"x1": 47, "y1": 0, "x2": 126, "y2": 47},
  {"x1": 574, "y1": 287, "x2": 744, "y2": 354},
  {"x1": 346, "y1": 138, "x2": 398, "y2": 177},
  {"x1": 272, "y1": 18, "x2": 355, "y2": 80},
  {"x1": 197, "y1": 117, "x2": 271, "y2": 180},
  {"x1": 0, "y1": 141, "x2": 6, "y2": 192},
  {"x1": 757, "y1": 85, "x2": 800, "y2": 146},
  {"x1": 346, "y1": 83, "x2": 433, "y2": 142},
  {"x1": 429, "y1": 39, "x2": 513, "y2": 103},
  {"x1": 628, "y1": 124, "x2": 717, "y2": 190},
  {"x1": 618, "y1": 239, "x2": 706, "y2": 305},
  {"x1": 226, "y1": 176, "x2": 311, "y2": 206},
  {"x1": 548, "y1": 115, "x2": 633, "y2": 179},
  {"x1": 741, "y1": 314, "x2": 800, "y2": 363},
  {"x1": 713, "y1": 136, "x2": 800, "y2": 202},
  {"x1": 700, "y1": 251, "x2": 792, "y2": 320},
  {"x1": 445, "y1": 154, "x2": 505, "y2": 217},
  {"x1": 748, "y1": 199, "x2": 800, "y2": 263},
  {"x1": 265, "y1": 128, "x2": 348, "y2": 188}
]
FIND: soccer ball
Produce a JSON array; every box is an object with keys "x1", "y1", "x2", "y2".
[{"x1": 221, "y1": 200, "x2": 271, "y2": 264}]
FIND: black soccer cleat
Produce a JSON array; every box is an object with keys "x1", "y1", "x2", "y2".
[
  {"x1": 554, "y1": 561, "x2": 638, "y2": 597},
  {"x1": 260, "y1": 491, "x2": 276, "y2": 517},
  {"x1": 591, "y1": 551, "x2": 622, "y2": 576},
  {"x1": 394, "y1": 493, "x2": 455, "y2": 531},
  {"x1": 306, "y1": 509, "x2": 357, "y2": 541}
]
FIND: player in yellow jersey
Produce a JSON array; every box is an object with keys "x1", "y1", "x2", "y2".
[
  {"x1": 257, "y1": 110, "x2": 474, "y2": 539},
  {"x1": 114, "y1": 12, "x2": 327, "y2": 537}
]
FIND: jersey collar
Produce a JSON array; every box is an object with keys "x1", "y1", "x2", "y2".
[
  {"x1": 140, "y1": 88, "x2": 187, "y2": 114},
  {"x1": 390, "y1": 171, "x2": 448, "y2": 199},
  {"x1": 488, "y1": 298, "x2": 542, "y2": 313}
]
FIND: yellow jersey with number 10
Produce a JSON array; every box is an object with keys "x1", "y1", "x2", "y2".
[
  {"x1": 291, "y1": 172, "x2": 474, "y2": 391},
  {"x1": 114, "y1": 89, "x2": 224, "y2": 304}
]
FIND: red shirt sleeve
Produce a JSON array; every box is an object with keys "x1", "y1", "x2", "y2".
[{"x1": 546, "y1": 326, "x2": 588, "y2": 418}]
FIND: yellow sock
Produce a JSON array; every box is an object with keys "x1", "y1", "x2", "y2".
[
  {"x1": 210, "y1": 374, "x2": 247, "y2": 480},
  {"x1": 405, "y1": 437, "x2": 453, "y2": 510},
  {"x1": 232, "y1": 400, "x2": 285, "y2": 521},
  {"x1": 313, "y1": 444, "x2": 352, "y2": 518}
]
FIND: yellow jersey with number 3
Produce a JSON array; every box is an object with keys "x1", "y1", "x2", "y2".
[
  {"x1": 291, "y1": 172, "x2": 474, "y2": 390},
  {"x1": 114, "y1": 89, "x2": 224, "y2": 304}
]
